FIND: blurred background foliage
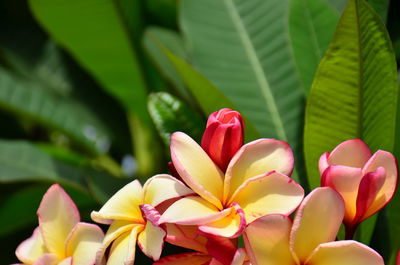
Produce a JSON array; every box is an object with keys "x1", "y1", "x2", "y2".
[{"x1": 0, "y1": 0, "x2": 399, "y2": 264}]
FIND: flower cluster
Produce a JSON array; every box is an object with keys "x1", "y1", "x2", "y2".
[{"x1": 15, "y1": 108, "x2": 398, "y2": 265}]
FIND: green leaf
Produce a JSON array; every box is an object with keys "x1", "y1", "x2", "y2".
[
  {"x1": 180, "y1": 0, "x2": 306, "y2": 183},
  {"x1": 367, "y1": 0, "x2": 390, "y2": 22},
  {"x1": 289, "y1": 0, "x2": 339, "y2": 92},
  {"x1": 28, "y1": 0, "x2": 149, "y2": 122},
  {"x1": 148, "y1": 92, "x2": 205, "y2": 145},
  {"x1": 143, "y1": 27, "x2": 191, "y2": 102},
  {"x1": 304, "y1": 0, "x2": 398, "y2": 245},
  {"x1": 324, "y1": 0, "x2": 347, "y2": 12}
]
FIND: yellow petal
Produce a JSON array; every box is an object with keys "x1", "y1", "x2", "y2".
[
  {"x1": 30, "y1": 254, "x2": 59, "y2": 265},
  {"x1": 159, "y1": 196, "x2": 230, "y2": 225},
  {"x1": 171, "y1": 132, "x2": 224, "y2": 209},
  {"x1": 15, "y1": 227, "x2": 47, "y2": 265},
  {"x1": 107, "y1": 227, "x2": 142, "y2": 265},
  {"x1": 97, "y1": 221, "x2": 143, "y2": 265},
  {"x1": 362, "y1": 150, "x2": 397, "y2": 218},
  {"x1": 91, "y1": 180, "x2": 144, "y2": 224},
  {"x1": 306, "y1": 240, "x2": 384, "y2": 265},
  {"x1": 199, "y1": 204, "x2": 245, "y2": 238},
  {"x1": 231, "y1": 172, "x2": 304, "y2": 223},
  {"x1": 143, "y1": 174, "x2": 194, "y2": 206},
  {"x1": 290, "y1": 187, "x2": 344, "y2": 263},
  {"x1": 137, "y1": 221, "x2": 166, "y2": 260},
  {"x1": 224, "y1": 139, "x2": 294, "y2": 201},
  {"x1": 37, "y1": 184, "x2": 80, "y2": 258},
  {"x1": 65, "y1": 222, "x2": 104, "y2": 265},
  {"x1": 244, "y1": 215, "x2": 295, "y2": 265},
  {"x1": 58, "y1": 257, "x2": 72, "y2": 265}
]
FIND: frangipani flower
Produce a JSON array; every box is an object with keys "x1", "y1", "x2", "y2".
[
  {"x1": 159, "y1": 132, "x2": 304, "y2": 238},
  {"x1": 15, "y1": 184, "x2": 104, "y2": 265},
  {"x1": 201, "y1": 108, "x2": 244, "y2": 172},
  {"x1": 319, "y1": 139, "x2": 398, "y2": 235},
  {"x1": 91, "y1": 174, "x2": 193, "y2": 265},
  {"x1": 244, "y1": 187, "x2": 384, "y2": 265}
]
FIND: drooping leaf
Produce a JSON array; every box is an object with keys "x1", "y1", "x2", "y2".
[
  {"x1": 28, "y1": 0, "x2": 149, "y2": 123},
  {"x1": 304, "y1": 0, "x2": 398, "y2": 246},
  {"x1": 148, "y1": 92, "x2": 205, "y2": 145},
  {"x1": 289, "y1": 0, "x2": 339, "y2": 92}
]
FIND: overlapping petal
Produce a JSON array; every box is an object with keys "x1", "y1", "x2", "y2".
[
  {"x1": 31, "y1": 254, "x2": 59, "y2": 265},
  {"x1": 137, "y1": 221, "x2": 166, "y2": 260},
  {"x1": 153, "y1": 252, "x2": 211, "y2": 265},
  {"x1": 306, "y1": 241, "x2": 384, "y2": 265},
  {"x1": 106, "y1": 227, "x2": 141, "y2": 265},
  {"x1": 58, "y1": 257, "x2": 73, "y2": 265},
  {"x1": 171, "y1": 132, "x2": 224, "y2": 209},
  {"x1": 230, "y1": 248, "x2": 247, "y2": 265},
  {"x1": 15, "y1": 227, "x2": 47, "y2": 265},
  {"x1": 37, "y1": 184, "x2": 80, "y2": 258},
  {"x1": 327, "y1": 139, "x2": 372, "y2": 169},
  {"x1": 164, "y1": 224, "x2": 207, "y2": 253},
  {"x1": 290, "y1": 187, "x2": 344, "y2": 263},
  {"x1": 244, "y1": 215, "x2": 294, "y2": 265},
  {"x1": 224, "y1": 139, "x2": 294, "y2": 201},
  {"x1": 65, "y1": 222, "x2": 104, "y2": 265},
  {"x1": 91, "y1": 180, "x2": 144, "y2": 224},
  {"x1": 230, "y1": 172, "x2": 303, "y2": 223}
]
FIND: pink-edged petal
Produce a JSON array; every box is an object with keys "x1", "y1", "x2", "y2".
[
  {"x1": 230, "y1": 171, "x2": 304, "y2": 223},
  {"x1": 31, "y1": 254, "x2": 59, "y2": 265},
  {"x1": 171, "y1": 132, "x2": 224, "y2": 209},
  {"x1": 153, "y1": 252, "x2": 211, "y2": 265},
  {"x1": 319, "y1": 152, "x2": 330, "y2": 175},
  {"x1": 321, "y1": 165, "x2": 363, "y2": 224},
  {"x1": 64, "y1": 222, "x2": 104, "y2": 265},
  {"x1": 328, "y1": 139, "x2": 372, "y2": 168},
  {"x1": 37, "y1": 184, "x2": 80, "y2": 257},
  {"x1": 16, "y1": 227, "x2": 47, "y2": 264},
  {"x1": 142, "y1": 174, "x2": 194, "y2": 206},
  {"x1": 396, "y1": 251, "x2": 400, "y2": 265},
  {"x1": 224, "y1": 139, "x2": 294, "y2": 201},
  {"x1": 209, "y1": 259, "x2": 224, "y2": 265},
  {"x1": 306, "y1": 240, "x2": 384, "y2": 265},
  {"x1": 58, "y1": 257, "x2": 73, "y2": 265},
  {"x1": 230, "y1": 248, "x2": 247, "y2": 265},
  {"x1": 91, "y1": 180, "x2": 144, "y2": 225},
  {"x1": 107, "y1": 227, "x2": 141, "y2": 265},
  {"x1": 96, "y1": 221, "x2": 143, "y2": 265},
  {"x1": 137, "y1": 221, "x2": 166, "y2": 260},
  {"x1": 199, "y1": 203, "x2": 246, "y2": 238},
  {"x1": 290, "y1": 187, "x2": 344, "y2": 264},
  {"x1": 205, "y1": 234, "x2": 238, "y2": 265},
  {"x1": 354, "y1": 167, "x2": 385, "y2": 224},
  {"x1": 244, "y1": 215, "x2": 294, "y2": 265},
  {"x1": 362, "y1": 150, "x2": 398, "y2": 217},
  {"x1": 159, "y1": 196, "x2": 230, "y2": 225},
  {"x1": 165, "y1": 224, "x2": 208, "y2": 253}
]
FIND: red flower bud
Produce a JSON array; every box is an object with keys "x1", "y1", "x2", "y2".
[{"x1": 201, "y1": 108, "x2": 244, "y2": 172}]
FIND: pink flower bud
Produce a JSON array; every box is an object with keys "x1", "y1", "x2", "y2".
[{"x1": 201, "y1": 108, "x2": 244, "y2": 172}]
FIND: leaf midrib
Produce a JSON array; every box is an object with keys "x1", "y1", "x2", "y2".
[{"x1": 223, "y1": 0, "x2": 288, "y2": 142}]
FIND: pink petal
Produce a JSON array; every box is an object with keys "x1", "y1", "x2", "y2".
[
  {"x1": 64, "y1": 222, "x2": 104, "y2": 265},
  {"x1": 37, "y1": 184, "x2": 80, "y2": 257},
  {"x1": 319, "y1": 152, "x2": 330, "y2": 175},
  {"x1": 354, "y1": 167, "x2": 385, "y2": 224},
  {"x1": 230, "y1": 171, "x2": 304, "y2": 223},
  {"x1": 205, "y1": 234, "x2": 238, "y2": 265},
  {"x1": 15, "y1": 227, "x2": 47, "y2": 264},
  {"x1": 165, "y1": 224, "x2": 207, "y2": 253},
  {"x1": 396, "y1": 251, "x2": 400, "y2": 265},
  {"x1": 306, "y1": 240, "x2": 384, "y2": 265},
  {"x1": 230, "y1": 248, "x2": 247, "y2": 265},
  {"x1": 244, "y1": 215, "x2": 294, "y2": 265},
  {"x1": 171, "y1": 132, "x2": 224, "y2": 209},
  {"x1": 153, "y1": 252, "x2": 211, "y2": 265},
  {"x1": 328, "y1": 139, "x2": 372, "y2": 168},
  {"x1": 362, "y1": 150, "x2": 398, "y2": 217},
  {"x1": 142, "y1": 174, "x2": 194, "y2": 206},
  {"x1": 290, "y1": 187, "x2": 344, "y2": 263},
  {"x1": 321, "y1": 165, "x2": 363, "y2": 224},
  {"x1": 137, "y1": 221, "x2": 166, "y2": 260},
  {"x1": 224, "y1": 139, "x2": 294, "y2": 202}
]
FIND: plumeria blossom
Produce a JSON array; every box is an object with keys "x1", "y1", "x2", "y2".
[
  {"x1": 244, "y1": 187, "x2": 384, "y2": 265},
  {"x1": 397, "y1": 251, "x2": 400, "y2": 265},
  {"x1": 201, "y1": 108, "x2": 244, "y2": 172},
  {"x1": 319, "y1": 139, "x2": 398, "y2": 235},
  {"x1": 91, "y1": 174, "x2": 193, "y2": 265},
  {"x1": 15, "y1": 184, "x2": 104, "y2": 265},
  {"x1": 155, "y1": 224, "x2": 249, "y2": 265},
  {"x1": 159, "y1": 132, "x2": 304, "y2": 238}
]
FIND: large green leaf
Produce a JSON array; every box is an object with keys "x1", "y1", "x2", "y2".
[
  {"x1": 29, "y1": 0, "x2": 149, "y2": 122},
  {"x1": 367, "y1": 0, "x2": 390, "y2": 22},
  {"x1": 289, "y1": 0, "x2": 339, "y2": 92},
  {"x1": 304, "y1": 0, "x2": 398, "y2": 247},
  {"x1": 180, "y1": 0, "x2": 305, "y2": 182},
  {"x1": 148, "y1": 92, "x2": 205, "y2": 145}
]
